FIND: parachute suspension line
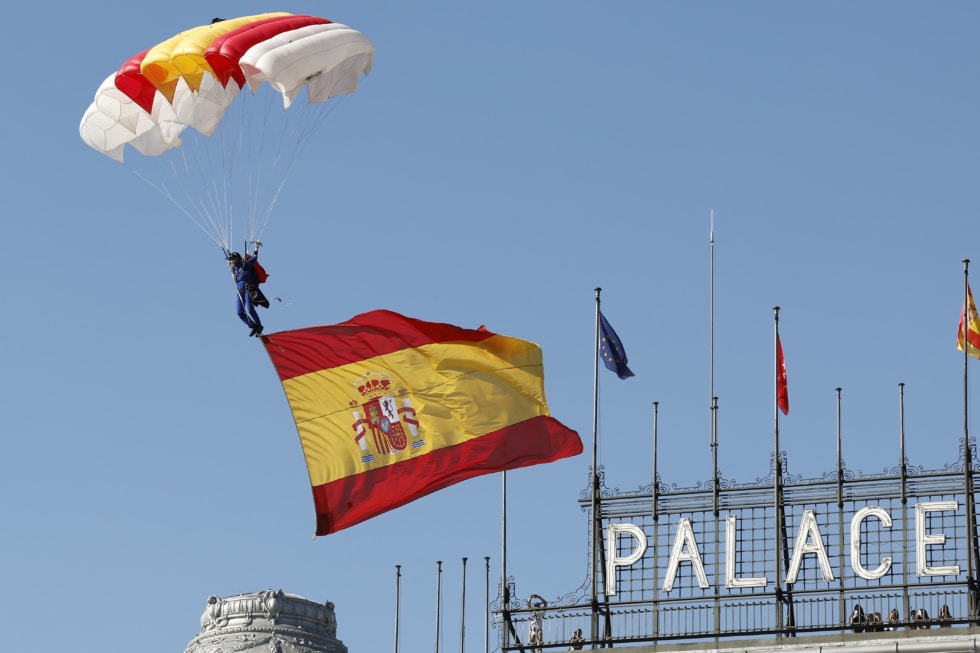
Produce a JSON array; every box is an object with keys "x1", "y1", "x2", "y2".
[
  {"x1": 252, "y1": 86, "x2": 313, "y2": 240},
  {"x1": 218, "y1": 84, "x2": 276, "y2": 246},
  {"x1": 263, "y1": 102, "x2": 335, "y2": 234},
  {"x1": 251, "y1": 96, "x2": 299, "y2": 239},
  {"x1": 215, "y1": 97, "x2": 245, "y2": 249},
  {"x1": 249, "y1": 91, "x2": 343, "y2": 240},
  {"x1": 182, "y1": 130, "x2": 234, "y2": 249},
  {"x1": 132, "y1": 165, "x2": 228, "y2": 250},
  {"x1": 128, "y1": 99, "x2": 247, "y2": 252},
  {"x1": 125, "y1": 82, "x2": 365, "y2": 253},
  {"x1": 246, "y1": 87, "x2": 275, "y2": 243},
  {"x1": 172, "y1": 133, "x2": 233, "y2": 250},
  {"x1": 235, "y1": 94, "x2": 253, "y2": 244},
  {"x1": 226, "y1": 84, "x2": 338, "y2": 244}
]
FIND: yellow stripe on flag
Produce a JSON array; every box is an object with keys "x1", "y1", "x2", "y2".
[
  {"x1": 262, "y1": 310, "x2": 581, "y2": 534},
  {"x1": 281, "y1": 335, "x2": 549, "y2": 487}
]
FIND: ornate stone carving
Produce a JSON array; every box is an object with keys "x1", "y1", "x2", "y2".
[
  {"x1": 183, "y1": 591, "x2": 346, "y2": 653},
  {"x1": 323, "y1": 602, "x2": 337, "y2": 638}
]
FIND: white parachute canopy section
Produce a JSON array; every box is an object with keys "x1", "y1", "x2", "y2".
[
  {"x1": 80, "y1": 73, "x2": 184, "y2": 162},
  {"x1": 239, "y1": 23, "x2": 375, "y2": 108}
]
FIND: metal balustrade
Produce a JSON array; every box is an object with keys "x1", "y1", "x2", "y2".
[{"x1": 492, "y1": 450, "x2": 980, "y2": 651}]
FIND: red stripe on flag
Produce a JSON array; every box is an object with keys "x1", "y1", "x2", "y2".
[
  {"x1": 310, "y1": 416, "x2": 581, "y2": 535},
  {"x1": 264, "y1": 310, "x2": 495, "y2": 380}
]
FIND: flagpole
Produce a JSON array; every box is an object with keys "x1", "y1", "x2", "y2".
[
  {"x1": 774, "y1": 306, "x2": 782, "y2": 455},
  {"x1": 591, "y1": 287, "x2": 602, "y2": 642},
  {"x1": 899, "y1": 383, "x2": 907, "y2": 501},
  {"x1": 899, "y1": 383, "x2": 910, "y2": 619},
  {"x1": 501, "y1": 471, "x2": 510, "y2": 650},
  {"x1": 775, "y1": 307, "x2": 795, "y2": 635},
  {"x1": 962, "y1": 259, "x2": 979, "y2": 621},
  {"x1": 712, "y1": 396, "x2": 719, "y2": 516},
  {"x1": 460, "y1": 557, "x2": 467, "y2": 653},
  {"x1": 710, "y1": 212, "x2": 720, "y2": 517},
  {"x1": 484, "y1": 556, "x2": 491, "y2": 653},
  {"x1": 652, "y1": 401, "x2": 661, "y2": 641},
  {"x1": 964, "y1": 260, "x2": 970, "y2": 476},
  {"x1": 965, "y1": 260, "x2": 970, "y2": 448},
  {"x1": 835, "y1": 387, "x2": 845, "y2": 625},
  {"x1": 836, "y1": 388, "x2": 843, "y2": 508},
  {"x1": 591, "y1": 291, "x2": 631, "y2": 645},
  {"x1": 773, "y1": 306, "x2": 797, "y2": 635},
  {"x1": 710, "y1": 211, "x2": 716, "y2": 451},
  {"x1": 773, "y1": 306, "x2": 782, "y2": 634},
  {"x1": 652, "y1": 402, "x2": 659, "y2": 523},
  {"x1": 394, "y1": 565, "x2": 401, "y2": 653},
  {"x1": 435, "y1": 560, "x2": 443, "y2": 653}
]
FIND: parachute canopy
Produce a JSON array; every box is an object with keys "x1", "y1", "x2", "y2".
[{"x1": 79, "y1": 13, "x2": 374, "y2": 250}]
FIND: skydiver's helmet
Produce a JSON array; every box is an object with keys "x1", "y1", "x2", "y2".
[{"x1": 227, "y1": 252, "x2": 242, "y2": 262}]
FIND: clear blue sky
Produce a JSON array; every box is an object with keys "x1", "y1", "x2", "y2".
[{"x1": 2, "y1": 2, "x2": 978, "y2": 651}]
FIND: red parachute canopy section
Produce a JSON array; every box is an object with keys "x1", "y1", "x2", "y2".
[
  {"x1": 115, "y1": 49, "x2": 157, "y2": 114},
  {"x1": 206, "y1": 15, "x2": 331, "y2": 88}
]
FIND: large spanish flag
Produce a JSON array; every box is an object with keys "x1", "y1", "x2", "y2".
[{"x1": 262, "y1": 310, "x2": 582, "y2": 535}]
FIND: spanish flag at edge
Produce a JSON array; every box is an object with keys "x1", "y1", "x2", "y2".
[
  {"x1": 958, "y1": 283, "x2": 980, "y2": 359},
  {"x1": 262, "y1": 310, "x2": 583, "y2": 535}
]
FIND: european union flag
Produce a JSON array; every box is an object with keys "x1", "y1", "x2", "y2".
[{"x1": 599, "y1": 311, "x2": 634, "y2": 379}]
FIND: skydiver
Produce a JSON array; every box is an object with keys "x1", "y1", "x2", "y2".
[{"x1": 227, "y1": 244, "x2": 268, "y2": 337}]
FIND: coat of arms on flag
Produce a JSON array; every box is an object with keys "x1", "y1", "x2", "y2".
[{"x1": 351, "y1": 372, "x2": 422, "y2": 463}]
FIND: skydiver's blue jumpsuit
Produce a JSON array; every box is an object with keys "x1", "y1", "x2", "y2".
[{"x1": 231, "y1": 256, "x2": 262, "y2": 331}]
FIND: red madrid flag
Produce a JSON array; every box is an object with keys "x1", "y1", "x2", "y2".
[{"x1": 776, "y1": 335, "x2": 789, "y2": 416}]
